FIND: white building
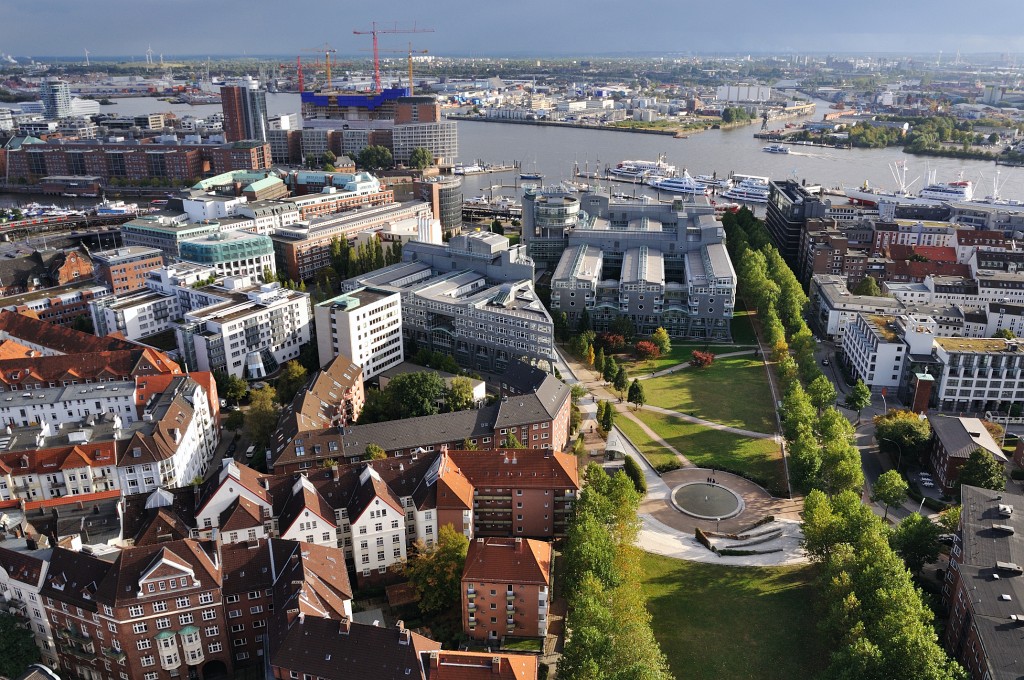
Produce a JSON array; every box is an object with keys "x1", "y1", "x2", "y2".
[
  {"x1": 0, "y1": 380, "x2": 138, "y2": 429},
  {"x1": 314, "y1": 287, "x2": 403, "y2": 378},
  {"x1": 808, "y1": 274, "x2": 905, "y2": 341},
  {"x1": 176, "y1": 277, "x2": 311, "y2": 379},
  {"x1": 0, "y1": 544, "x2": 58, "y2": 668}
]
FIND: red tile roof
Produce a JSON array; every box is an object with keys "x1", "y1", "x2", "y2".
[
  {"x1": 0, "y1": 309, "x2": 135, "y2": 354},
  {"x1": 462, "y1": 538, "x2": 551, "y2": 586},
  {"x1": 424, "y1": 650, "x2": 538, "y2": 680},
  {"x1": 447, "y1": 449, "x2": 579, "y2": 491}
]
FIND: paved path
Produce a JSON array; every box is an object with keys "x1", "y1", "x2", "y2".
[{"x1": 639, "y1": 404, "x2": 778, "y2": 440}]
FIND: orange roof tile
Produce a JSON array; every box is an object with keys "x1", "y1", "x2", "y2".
[
  {"x1": 462, "y1": 537, "x2": 551, "y2": 586},
  {"x1": 426, "y1": 650, "x2": 538, "y2": 680}
]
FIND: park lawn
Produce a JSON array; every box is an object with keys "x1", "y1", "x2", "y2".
[
  {"x1": 621, "y1": 344, "x2": 750, "y2": 376},
  {"x1": 640, "y1": 553, "x2": 827, "y2": 680},
  {"x1": 631, "y1": 410, "x2": 786, "y2": 496},
  {"x1": 643, "y1": 355, "x2": 776, "y2": 433},
  {"x1": 615, "y1": 416, "x2": 680, "y2": 470},
  {"x1": 731, "y1": 308, "x2": 759, "y2": 345}
]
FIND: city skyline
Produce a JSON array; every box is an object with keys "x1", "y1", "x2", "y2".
[{"x1": 6, "y1": 0, "x2": 1024, "y2": 60}]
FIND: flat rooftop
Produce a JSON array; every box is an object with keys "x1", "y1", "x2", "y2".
[{"x1": 934, "y1": 337, "x2": 1016, "y2": 354}]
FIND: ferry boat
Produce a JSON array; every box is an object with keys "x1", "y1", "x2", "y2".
[
  {"x1": 721, "y1": 176, "x2": 770, "y2": 203},
  {"x1": 762, "y1": 144, "x2": 791, "y2": 154},
  {"x1": 95, "y1": 199, "x2": 140, "y2": 216},
  {"x1": 647, "y1": 172, "x2": 710, "y2": 196},
  {"x1": 694, "y1": 174, "x2": 732, "y2": 190},
  {"x1": 607, "y1": 154, "x2": 677, "y2": 182}
]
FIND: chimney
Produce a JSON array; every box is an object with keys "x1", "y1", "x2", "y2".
[
  {"x1": 397, "y1": 620, "x2": 409, "y2": 645},
  {"x1": 492, "y1": 657, "x2": 502, "y2": 674},
  {"x1": 515, "y1": 537, "x2": 523, "y2": 552},
  {"x1": 338, "y1": 618, "x2": 350, "y2": 635},
  {"x1": 429, "y1": 651, "x2": 439, "y2": 669},
  {"x1": 298, "y1": 612, "x2": 305, "y2": 624}
]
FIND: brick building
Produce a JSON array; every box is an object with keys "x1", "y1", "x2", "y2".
[
  {"x1": 927, "y1": 415, "x2": 1006, "y2": 493},
  {"x1": 0, "y1": 247, "x2": 93, "y2": 297},
  {"x1": 91, "y1": 247, "x2": 165, "y2": 295},
  {"x1": 461, "y1": 537, "x2": 552, "y2": 642}
]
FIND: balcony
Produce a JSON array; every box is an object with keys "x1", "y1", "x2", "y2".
[
  {"x1": 58, "y1": 627, "x2": 92, "y2": 643},
  {"x1": 506, "y1": 593, "x2": 514, "y2": 602},
  {"x1": 468, "y1": 602, "x2": 476, "y2": 612},
  {"x1": 102, "y1": 647, "x2": 126, "y2": 662}
]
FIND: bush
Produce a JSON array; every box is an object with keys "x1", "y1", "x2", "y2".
[
  {"x1": 623, "y1": 456, "x2": 647, "y2": 494},
  {"x1": 655, "y1": 461, "x2": 681, "y2": 474},
  {"x1": 1011, "y1": 468, "x2": 1024, "y2": 481},
  {"x1": 634, "y1": 340, "x2": 661, "y2": 360},
  {"x1": 690, "y1": 350, "x2": 715, "y2": 368}
]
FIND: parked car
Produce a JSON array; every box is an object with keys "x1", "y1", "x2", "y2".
[
  {"x1": 226, "y1": 442, "x2": 237, "y2": 456},
  {"x1": 821, "y1": 359, "x2": 830, "y2": 366},
  {"x1": 921, "y1": 480, "x2": 935, "y2": 489},
  {"x1": 938, "y1": 534, "x2": 956, "y2": 545},
  {"x1": 245, "y1": 445, "x2": 256, "y2": 459}
]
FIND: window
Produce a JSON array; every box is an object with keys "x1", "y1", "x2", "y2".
[
  {"x1": 137, "y1": 639, "x2": 152, "y2": 650},
  {"x1": 175, "y1": 596, "x2": 190, "y2": 608},
  {"x1": 152, "y1": 601, "x2": 167, "y2": 613},
  {"x1": 226, "y1": 595, "x2": 240, "y2": 604},
  {"x1": 156, "y1": 618, "x2": 171, "y2": 630},
  {"x1": 208, "y1": 642, "x2": 222, "y2": 653},
  {"x1": 133, "y1": 622, "x2": 148, "y2": 634},
  {"x1": 199, "y1": 592, "x2": 214, "y2": 605},
  {"x1": 247, "y1": 591, "x2": 260, "y2": 600},
  {"x1": 249, "y1": 606, "x2": 263, "y2": 615},
  {"x1": 140, "y1": 656, "x2": 155, "y2": 668},
  {"x1": 230, "y1": 624, "x2": 244, "y2": 633},
  {"x1": 129, "y1": 605, "x2": 144, "y2": 617},
  {"x1": 204, "y1": 626, "x2": 218, "y2": 637},
  {"x1": 229, "y1": 609, "x2": 242, "y2": 618},
  {"x1": 179, "y1": 613, "x2": 193, "y2": 625}
]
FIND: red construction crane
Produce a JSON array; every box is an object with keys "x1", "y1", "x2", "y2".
[{"x1": 353, "y1": 22, "x2": 434, "y2": 93}]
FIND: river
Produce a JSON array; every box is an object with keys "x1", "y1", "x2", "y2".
[{"x1": 29, "y1": 94, "x2": 1024, "y2": 205}]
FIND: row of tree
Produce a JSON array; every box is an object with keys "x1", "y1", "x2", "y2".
[
  {"x1": 559, "y1": 465, "x2": 672, "y2": 679},
  {"x1": 803, "y1": 490, "x2": 966, "y2": 679},
  {"x1": 329, "y1": 235, "x2": 403, "y2": 282}
]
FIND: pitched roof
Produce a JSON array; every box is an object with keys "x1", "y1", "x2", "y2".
[
  {"x1": 423, "y1": 651, "x2": 538, "y2": 680},
  {"x1": 94, "y1": 539, "x2": 221, "y2": 606},
  {"x1": 462, "y1": 537, "x2": 551, "y2": 586},
  {"x1": 278, "y1": 476, "x2": 336, "y2": 533},
  {"x1": 0, "y1": 546, "x2": 46, "y2": 587},
  {"x1": 271, "y1": 618, "x2": 438, "y2": 680},
  {"x1": 0, "y1": 309, "x2": 136, "y2": 354},
  {"x1": 132, "y1": 507, "x2": 193, "y2": 546},
  {"x1": 0, "y1": 348, "x2": 180, "y2": 388},
  {"x1": 220, "y1": 496, "x2": 265, "y2": 532},
  {"x1": 40, "y1": 546, "x2": 113, "y2": 610},
  {"x1": 927, "y1": 415, "x2": 1005, "y2": 461},
  {"x1": 220, "y1": 539, "x2": 275, "y2": 595}
]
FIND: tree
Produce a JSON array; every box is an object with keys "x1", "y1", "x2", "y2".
[
  {"x1": 594, "y1": 347, "x2": 606, "y2": 375},
  {"x1": 613, "y1": 367, "x2": 629, "y2": 400},
  {"x1": 874, "y1": 410, "x2": 932, "y2": 464},
  {"x1": 357, "y1": 144, "x2": 393, "y2": 171},
  {"x1": 690, "y1": 350, "x2": 715, "y2": 368},
  {"x1": 0, "y1": 613, "x2": 40, "y2": 678},
  {"x1": 633, "y1": 340, "x2": 660, "y2": 360},
  {"x1": 365, "y1": 443, "x2": 387, "y2": 460},
  {"x1": 872, "y1": 470, "x2": 909, "y2": 521},
  {"x1": 602, "y1": 355, "x2": 617, "y2": 383},
  {"x1": 852, "y1": 275, "x2": 883, "y2": 297},
  {"x1": 890, "y1": 512, "x2": 942, "y2": 575},
  {"x1": 490, "y1": 219, "x2": 504, "y2": 235},
  {"x1": 275, "y1": 360, "x2": 309, "y2": 404},
  {"x1": 609, "y1": 315, "x2": 635, "y2": 340},
  {"x1": 939, "y1": 505, "x2": 962, "y2": 533},
  {"x1": 650, "y1": 327, "x2": 671, "y2": 355},
  {"x1": 245, "y1": 386, "x2": 280, "y2": 450},
  {"x1": 404, "y1": 524, "x2": 469, "y2": 615},
  {"x1": 462, "y1": 437, "x2": 478, "y2": 451},
  {"x1": 215, "y1": 371, "x2": 248, "y2": 404},
  {"x1": 225, "y1": 410, "x2": 245, "y2": 432},
  {"x1": 807, "y1": 374, "x2": 838, "y2": 414},
  {"x1": 570, "y1": 384, "x2": 588, "y2": 406},
  {"x1": 386, "y1": 372, "x2": 446, "y2": 419},
  {"x1": 586, "y1": 344, "x2": 595, "y2": 367},
  {"x1": 845, "y1": 380, "x2": 872, "y2": 421},
  {"x1": 446, "y1": 376, "x2": 475, "y2": 412},
  {"x1": 623, "y1": 456, "x2": 646, "y2": 495},
  {"x1": 408, "y1": 146, "x2": 434, "y2": 169},
  {"x1": 958, "y1": 448, "x2": 1006, "y2": 492},
  {"x1": 628, "y1": 379, "x2": 646, "y2": 410},
  {"x1": 577, "y1": 309, "x2": 592, "y2": 334},
  {"x1": 506, "y1": 431, "x2": 524, "y2": 448},
  {"x1": 323, "y1": 150, "x2": 337, "y2": 164},
  {"x1": 601, "y1": 401, "x2": 615, "y2": 433},
  {"x1": 994, "y1": 327, "x2": 1016, "y2": 339}
]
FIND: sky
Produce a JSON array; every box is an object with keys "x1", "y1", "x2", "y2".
[{"x1": 4, "y1": 0, "x2": 1024, "y2": 59}]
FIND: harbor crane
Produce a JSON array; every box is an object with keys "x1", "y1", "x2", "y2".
[
  {"x1": 353, "y1": 22, "x2": 433, "y2": 93},
  {"x1": 302, "y1": 44, "x2": 337, "y2": 90},
  {"x1": 369, "y1": 43, "x2": 428, "y2": 94}
]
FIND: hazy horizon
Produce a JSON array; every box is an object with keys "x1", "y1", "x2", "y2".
[{"x1": 5, "y1": 0, "x2": 1024, "y2": 62}]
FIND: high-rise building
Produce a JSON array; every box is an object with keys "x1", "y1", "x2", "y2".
[
  {"x1": 40, "y1": 78, "x2": 71, "y2": 119},
  {"x1": 220, "y1": 76, "x2": 268, "y2": 142}
]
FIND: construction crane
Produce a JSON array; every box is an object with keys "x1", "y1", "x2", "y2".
[
  {"x1": 302, "y1": 44, "x2": 337, "y2": 90},
  {"x1": 353, "y1": 22, "x2": 433, "y2": 93},
  {"x1": 370, "y1": 43, "x2": 428, "y2": 94}
]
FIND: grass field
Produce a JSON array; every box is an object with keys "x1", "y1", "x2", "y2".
[
  {"x1": 731, "y1": 308, "x2": 759, "y2": 345},
  {"x1": 642, "y1": 355, "x2": 776, "y2": 433},
  {"x1": 621, "y1": 344, "x2": 746, "y2": 376},
  {"x1": 617, "y1": 411, "x2": 786, "y2": 495},
  {"x1": 640, "y1": 553, "x2": 826, "y2": 680}
]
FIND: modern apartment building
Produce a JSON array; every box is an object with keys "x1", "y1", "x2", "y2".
[
  {"x1": 220, "y1": 77, "x2": 268, "y2": 143},
  {"x1": 39, "y1": 79, "x2": 71, "y2": 120},
  {"x1": 313, "y1": 288, "x2": 403, "y2": 377},
  {"x1": 765, "y1": 180, "x2": 828, "y2": 269},
  {"x1": 462, "y1": 538, "x2": 551, "y2": 642}
]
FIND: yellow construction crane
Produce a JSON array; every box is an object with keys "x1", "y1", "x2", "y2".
[
  {"x1": 372, "y1": 43, "x2": 429, "y2": 94},
  {"x1": 301, "y1": 43, "x2": 337, "y2": 89}
]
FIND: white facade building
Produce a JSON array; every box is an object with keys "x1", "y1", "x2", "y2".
[
  {"x1": 0, "y1": 381, "x2": 137, "y2": 429},
  {"x1": 0, "y1": 545, "x2": 58, "y2": 668},
  {"x1": 314, "y1": 288, "x2": 403, "y2": 378}
]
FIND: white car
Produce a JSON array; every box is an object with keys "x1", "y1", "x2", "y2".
[{"x1": 921, "y1": 480, "x2": 935, "y2": 488}]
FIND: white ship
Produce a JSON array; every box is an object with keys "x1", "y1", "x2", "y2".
[
  {"x1": 844, "y1": 162, "x2": 973, "y2": 206},
  {"x1": 721, "y1": 175, "x2": 770, "y2": 203},
  {"x1": 647, "y1": 171, "x2": 710, "y2": 196},
  {"x1": 607, "y1": 153, "x2": 676, "y2": 181},
  {"x1": 694, "y1": 174, "x2": 732, "y2": 190},
  {"x1": 762, "y1": 144, "x2": 791, "y2": 154}
]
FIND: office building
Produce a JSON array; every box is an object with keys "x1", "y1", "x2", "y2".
[
  {"x1": 91, "y1": 246, "x2": 165, "y2": 295},
  {"x1": 314, "y1": 288, "x2": 403, "y2": 377},
  {"x1": 414, "y1": 176, "x2": 463, "y2": 233},
  {"x1": 178, "y1": 229, "x2": 276, "y2": 281},
  {"x1": 220, "y1": 76, "x2": 268, "y2": 142},
  {"x1": 39, "y1": 78, "x2": 71, "y2": 120},
  {"x1": 765, "y1": 180, "x2": 828, "y2": 269}
]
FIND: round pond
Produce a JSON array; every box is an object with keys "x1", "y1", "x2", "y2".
[{"x1": 671, "y1": 482, "x2": 744, "y2": 520}]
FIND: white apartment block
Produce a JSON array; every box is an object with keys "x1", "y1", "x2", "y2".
[
  {"x1": 841, "y1": 313, "x2": 909, "y2": 390},
  {"x1": 314, "y1": 288, "x2": 403, "y2": 379},
  {"x1": 931, "y1": 337, "x2": 1024, "y2": 413},
  {"x1": 176, "y1": 277, "x2": 311, "y2": 380},
  {"x1": 0, "y1": 380, "x2": 137, "y2": 429},
  {"x1": 235, "y1": 201, "x2": 300, "y2": 234},
  {"x1": 808, "y1": 274, "x2": 904, "y2": 341},
  {"x1": 391, "y1": 122, "x2": 459, "y2": 164}
]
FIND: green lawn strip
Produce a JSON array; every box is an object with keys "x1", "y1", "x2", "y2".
[
  {"x1": 731, "y1": 308, "x2": 759, "y2": 344},
  {"x1": 620, "y1": 344, "x2": 750, "y2": 377},
  {"x1": 641, "y1": 355, "x2": 776, "y2": 433},
  {"x1": 640, "y1": 553, "x2": 826, "y2": 680},
  {"x1": 615, "y1": 416, "x2": 680, "y2": 469},
  {"x1": 633, "y1": 410, "x2": 785, "y2": 495}
]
